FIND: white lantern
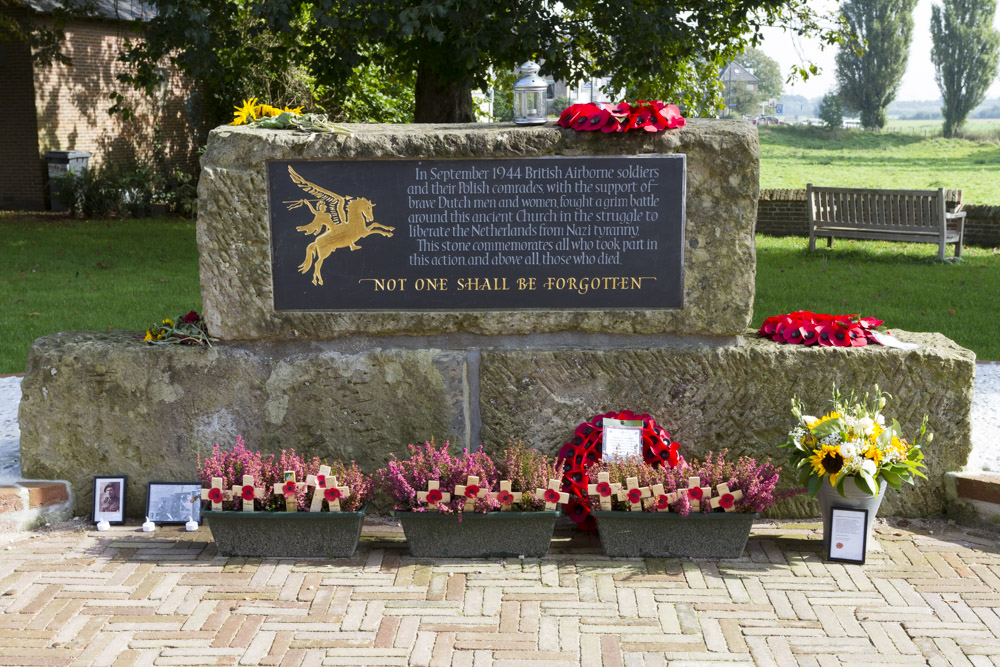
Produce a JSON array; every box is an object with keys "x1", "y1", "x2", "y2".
[{"x1": 513, "y1": 61, "x2": 547, "y2": 125}]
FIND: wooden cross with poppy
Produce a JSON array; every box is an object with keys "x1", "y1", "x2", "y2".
[
  {"x1": 455, "y1": 475, "x2": 487, "y2": 512},
  {"x1": 201, "y1": 477, "x2": 233, "y2": 511},
  {"x1": 683, "y1": 476, "x2": 712, "y2": 512},
  {"x1": 645, "y1": 483, "x2": 678, "y2": 512},
  {"x1": 586, "y1": 471, "x2": 622, "y2": 511},
  {"x1": 490, "y1": 480, "x2": 522, "y2": 511},
  {"x1": 230, "y1": 474, "x2": 265, "y2": 512},
  {"x1": 619, "y1": 477, "x2": 652, "y2": 511},
  {"x1": 709, "y1": 483, "x2": 743, "y2": 512},
  {"x1": 416, "y1": 480, "x2": 450, "y2": 510},
  {"x1": 306, "y1": 466, "x2": 351, "y2": 512},
  {"x1": 535, "y1": 478, "x2": 569, "y2": 511},
  {"x1": 273, "y1": 471, "x2": 307, "y2": 512}
]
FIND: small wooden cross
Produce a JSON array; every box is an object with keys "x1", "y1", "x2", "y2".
[
  {"x1": 683, "y1": 476, "x2": 712, "y2": 512},
  {"x1": 490, "y1": 480, "x2": 522, "y2": 511},
  {"x1": 710, "y1": 483, "x2": 743, "y2": 512},
  {"x1": 645, "y1": 483, "x2": 678, "y2": 512},
  {"x1": 306, "y1": 466, "x2": 351, "y2": 512},
  {"x1": 587, "y1": 472, "x2": 622, "y2": 511},
  {"x1": 535, "y1": 478, "x2": 569, "y2": 511},
  {"x1": 231, "y1": 474, "x2": 265, "y2": 512},
  {"x1": 416, "y1": 480, "x2": 451, "y2": 510},
  {"x1": 618, "y1": 477, "x2": 651, "y2": 511},
  {"x1": 201, "y1": 477, "x2": 232, "y2": 511},
  {"x1": 455, "y1": 475, "x2": 487, "y2": 511},
  {"x1": 273, "y1": 471, "x2": 307, "y2": 512}
]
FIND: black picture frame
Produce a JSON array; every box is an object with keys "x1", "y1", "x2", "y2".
[
  {"x1": 92, "y1": 476, "x2": 127, "y2": 524},
  {"x1": 827, "y1": 507, "x2": 869, "y2": 564},
  {"x1": 146, "y1": 482, "x2": 202, "y2": 525}
]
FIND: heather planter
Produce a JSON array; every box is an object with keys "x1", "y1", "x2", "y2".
[
  {"x1": 205, "y1": 505, "x2": 367, "y2": 558},
  {"x1": 593, "y1": 511, "x2": 758, "y2": 558},
  {"x1": 396, "y1": 510, "x2": 559, "y2": 558}
]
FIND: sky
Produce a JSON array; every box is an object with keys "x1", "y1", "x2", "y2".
[{"x1": 759, "y1": 0, "x2": 1000, "y2": 102}]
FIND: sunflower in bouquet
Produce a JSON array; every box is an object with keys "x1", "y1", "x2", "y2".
[{"x1": 782, "y1": 385, "x2": 929, "y2": 497}]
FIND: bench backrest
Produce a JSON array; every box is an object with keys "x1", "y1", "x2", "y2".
[{"x1": 807, "y1": 185, "x2": 947, "y2": 232}]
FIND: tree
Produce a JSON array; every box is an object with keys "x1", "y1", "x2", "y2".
[
  {"x1": 740, "y1": 48, "x2": 783, "y2": 102},
  {"x1": 931, "y1": 0, "x2": 1000, "y2": 137},
  {"x1": 818, "y1": 91, "x2": 844, "y2": 133},
  {"x1": 111, "y1": 0, "x2": 849, "y2": 125},
  {"x1": 835, "y1": 0, "x2": 918, "y2": 130}
]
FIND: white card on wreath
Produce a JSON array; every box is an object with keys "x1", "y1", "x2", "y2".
[
  {"x1": 869, "y1": 331, "x2": 920, "y2": 350},
  {"x1": 603, "y1": 419, "x2": 643, "y2": 460}
]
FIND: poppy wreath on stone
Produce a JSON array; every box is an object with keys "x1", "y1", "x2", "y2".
[
  {"x1": 556, "y1": 100, "x2": 685, "y2": 133},
  {"x1": 758, "y1": 311, "x2": 885, "y2": 347},
  {"x1": 556, "y1": 410, "x2": 685, "y2": 530}
]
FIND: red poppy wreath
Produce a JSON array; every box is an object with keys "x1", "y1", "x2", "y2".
[
  {"x1": 556, "y1": 100, "x2": 685, "y2": 133},
  {"x1": 758, "y1": 311, "x2": 885, "y2": 347},
  {"x1": 556, "y1": 410, "x2": 685, "y2": 530}
]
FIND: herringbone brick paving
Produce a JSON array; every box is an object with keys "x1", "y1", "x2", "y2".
[{"x1": 0, "y1": 518, "x2": 998, "y2": 666}]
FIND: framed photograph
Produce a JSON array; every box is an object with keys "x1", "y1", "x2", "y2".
[
  {"x1": 146, "y1": 482, "x2": 202, "y2": 525},
  {"x1": 93, "y1": 476, "x2": 127, "y2": 524},
  {"x1": 827, "y1": 507, "x2": 869, "y2": 564}
]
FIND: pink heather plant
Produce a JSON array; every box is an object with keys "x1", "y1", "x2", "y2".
[
  {"x1": 376, "y1": 440, "x2": 498, "y2": 514},
  {"x1": 586, "y1": 450, "x2": 798, "y2": 516},
  {"x1": 495, "y1": 441, "x2": 563, "y2": 511},
  {"x1": 196, "y1": 436, "x2": 373, "y2": 511}
]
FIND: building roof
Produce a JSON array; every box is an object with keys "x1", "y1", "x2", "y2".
[
  {"x1": 720, "y1": 62, "x2": 760, "y2": 84},
  {"x1": 25, "y1": 0, "x2": 156, "y2": 21}
]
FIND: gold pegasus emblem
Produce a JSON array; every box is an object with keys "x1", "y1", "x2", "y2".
[{"x1": 285, "y1": 166, "x2": 395, "y2": 286}]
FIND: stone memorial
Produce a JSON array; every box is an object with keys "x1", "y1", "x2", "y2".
[{"x1": 18, "y1": 121, "x2": 975, "y2": 519}]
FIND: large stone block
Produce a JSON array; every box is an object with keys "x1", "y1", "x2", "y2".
[
  {"x1": 19, "y1": 332, "x2": 468, "y2": 517},
  {"x1": 479, "y1": 331, "x2": 975, "y2": 518},
  {"x1": 198, "y1": 120, "x2": 758, "y2": 339}
]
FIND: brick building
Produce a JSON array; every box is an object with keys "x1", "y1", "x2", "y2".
[{"x1": 0, "y1": 0, "x2": 200, "y2": 210}]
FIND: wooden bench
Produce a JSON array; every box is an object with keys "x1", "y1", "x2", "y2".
[{"x1": 807, "y1": 185, "x2": 966, "y2": 260}]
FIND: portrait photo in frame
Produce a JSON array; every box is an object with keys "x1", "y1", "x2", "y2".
[
  {"x1": 92, "y1": 476, "x2": 127, "y2": 524},
  {"x1": 827, "y1": 507, "x2": 869, "y2": 564},
  {"x1": 146, "y1": 482, "x2": 202, "y2": 525}
]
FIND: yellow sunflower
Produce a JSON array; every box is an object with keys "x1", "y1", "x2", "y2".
[
  {"x1": 809, "y1": 444, "x2": 845, "y2": 485},
  {"x1": 864, "y1": 445, "x2": 883, "y2": 465},
  {"x1": 802, "y1": 433, "x2": 818, "y2": 448},
  {"x1": 231, "y1": 98, "x2": 258, "y2": 126},
  {"x1": 283, "y1": 105, "x2": 303, "y2": 114},
  {"x1": 806, "y1": 411, "x2": 840, "y2": 429}
]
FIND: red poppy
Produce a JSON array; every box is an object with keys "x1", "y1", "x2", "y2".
[
  {"x1": 544, "y1": 488, "x2": 561, "y2": 504},
  {"x1": 496, "y1": 490, "x2": 515, "y2": 505},
  {"x1": 799, "y1": 322, "x2": 819, "y2": 345},
  {"x1": 240, "y1": 485, "x2": 255, "y2": 501},
  {"x1": 208, "y1": 487, "x2": 223, "y2": 503},
  {"x1": 463, "y1": 484, "x2": 480, "y2": 498},
  {"x1": 282, "y1": 481, "x2": 297, "y2": 497},
  {"x1": 571, "y1": 104, "x2": 604, "y2": 130},
  {"x1": 659, "y1": 104, "x2": 685, "y2": 129},
  {"x1": 316, "y1": 475, "x2": 326, "y2": 487},
  {"x1": 627, "y1": 107, "x2": 654, "y2": 131},
  {"x1": 324, "y1": 487, "x2": 342, "y2": 502},
  {"x1": 601, "y1": 116, "x2": 626, "y2": 133},
  {"x1": 425, "y1": 488, "x2": 443, "y2": 504},
  {"x1": 830, "y1": 324, "x2": 852, "y2": 347},
  {"x1": 814, "y1": 324, "x2": 835, "y2": 347},
  {"x1": 858, "y1": 317, "x2": 884, "y2": 329},
  {"x1": 627, "y1": 488, "x2": 644, "y2": 503},
  {"x1": 583, "y1": 107, "x2": 612, "y2": 131},
  {"x1": 557, "y1": 105, "x2": 582, "y2": 127},
  {"x1": 848, "y1": 326, "x2": 869, "y2": 347},
  {"x1": 596, "y1": 482, "x2": 613, "y2": 497},
  {"x1": 608, "y1": 102, "x2": 631, "y2": 118},
  {"x1": 719, "y1": 493, "x2": 735, "y2": 509},
  {"x1": 656, "y1": 494, "x2": 671, "y2": 510},
  {"x1": 688, "y1": 487, "x2": 703, "y2": 500},
  {"x1": 782, "y1": 325, "x2": 804, "y2": 344},
  {"x1": 181, "y1": 310, "x2": 200, "y2": 324}
]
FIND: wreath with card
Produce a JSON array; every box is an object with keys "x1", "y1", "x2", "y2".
[{"x1": 556, "y1": 410, "x2": 684, "y2": 530}]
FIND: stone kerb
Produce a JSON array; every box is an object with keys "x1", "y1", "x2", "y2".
[{"x1": 197, "y1": 120, "x2": 758, "y2": 339}]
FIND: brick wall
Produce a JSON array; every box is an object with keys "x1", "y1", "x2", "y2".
[
  {"x1": 1, "y1": 16, "x2": 199, "y2": 210},
  {"x1": 757, "y1": 189, "x2": 1000, "y2": 248},
  {"x1": 0, "y1": 39, "x2": 45, "y2": 210}
]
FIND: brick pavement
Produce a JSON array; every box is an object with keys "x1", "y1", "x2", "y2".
[{"x1": 0, "y1": 518, "x2": 998, "y2": 666}]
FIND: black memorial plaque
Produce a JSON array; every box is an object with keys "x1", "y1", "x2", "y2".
[{"x1": 268, "y1": 155, "x2": 684, "y2": 310}]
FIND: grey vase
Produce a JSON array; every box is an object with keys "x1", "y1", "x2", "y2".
[{"x1": 817, "y1": 476, "x2": 886, "y2": 557}]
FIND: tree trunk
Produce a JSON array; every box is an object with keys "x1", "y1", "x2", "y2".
[{"x1": 414, "y1": 63, "x2": 476, "y2": 123}]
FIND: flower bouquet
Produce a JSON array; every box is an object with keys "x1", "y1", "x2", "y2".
[
  {"x1": 586, "y1": 451, "x2": 793, "y2": 558},
  {"x1": 556, "y1": 100, "x2": 685, "y2": 133},
  {"x1": 142, "y1": 310, "x2": 214, "y2": 346},
  {"x1": 375, "y1": 440, "x2": 564, "y2": 558},
  {"x1": 196, "y1": 436, "x2": 372, "y2": 558}
]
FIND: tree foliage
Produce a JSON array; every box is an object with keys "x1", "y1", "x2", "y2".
[
  {"x1": 930, "y1": 0, "x2": 1000, "y2": 137},
  {"x1": 740, "y1": 48, "x2": 784, "y2": 101},
  {"x1": 835, "y1": 0, "x2": 918, "y2": 131},
  {"x1": 818, "y1": 91, "x2": 844, "y2": 132},
  {"x1": 107, "y1": 0, "x2": 848, "y2": 125},
  {"x1": 0, "y1": 0, "x2": 99, "y2": 66}
]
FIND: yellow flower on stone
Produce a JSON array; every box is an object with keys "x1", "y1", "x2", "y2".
[
  {"x1": 809, "y1": 444, "x2": 845, "y2": 485},
  {"x1": 283, "y1": 105, "x2": 303, "y2": 114},
  {"x1": 806, "y1": 411, "x2": 840, "y2": 429},
  {"x1": 143, "y1": 330, "x2": 153, "y2": 342},
  {"x1": 231, "y1": 98, "x2": 258, "y2": 126}
]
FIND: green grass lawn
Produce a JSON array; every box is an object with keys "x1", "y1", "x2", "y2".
[
  {"x1": 759, "y1": 125, "x2": 1000, "y2": 204},
  {"x1": 0, "y1": 214, "x2": 201, "y2": 374},
  {"x1": 754, "y1": 235, "x2": 1000, "y2": 360},
  {"x1": 883, "y1": 118, "x2": 1000, "y2": 137}
]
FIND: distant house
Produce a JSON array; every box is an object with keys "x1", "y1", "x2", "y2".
[
  {"x1": 0, "y1": 0, "x2": 200, "y2": 210},
  {"x1": 720, "y1": 61, "x2": 760, "y2": 116}
]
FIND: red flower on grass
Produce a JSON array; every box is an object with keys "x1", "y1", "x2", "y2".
[
  {"x1": 282, "y1": 481, "x2": 297, "y2": 497},
  {"x1": 596, "y1": 481, "x2": 613, "y2": 497},
  {"x1": 463, "y1": 484, "x2": 481, "y2": 498},
  {"x1": 719, "y1": 493, "x2": 736, "y2": 509},
  {"x1": 496, "y1": 490, "x2": 515, "y2": 505},
  {"x1": 425, "y1": 488, "x2": 443, "y2": 504},
  {"x1": 240, "y1": 485, "x2": 255, "y2": 501},
  {"x1": 324, "y1": 487, "x2": 342, "y2": 502},
  {"x1": 208, "y1": 487, "x2": 223, "y2": 503}
]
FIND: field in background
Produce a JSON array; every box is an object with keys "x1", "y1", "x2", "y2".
[
  {"x1": 758, "y1": 126, "x2": 1000, "y2": 204},
  {"x1": 0, "y1": 214, "x2": 201, "y2": 374},
  {"x1": 883, "y1": 118, "x2": 1000, "y2": 137}
]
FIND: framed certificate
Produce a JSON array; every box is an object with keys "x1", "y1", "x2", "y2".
[
  {"x1": 827, "y1": 507, "x2": 869, "y2": 564},
  {"x1": 602, "y1": 419, "x2": 643, "y2": 460}
]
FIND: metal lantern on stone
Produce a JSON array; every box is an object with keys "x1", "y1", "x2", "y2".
[{"x1": 513, "y1": 61, "x2": 547, "y2": 125}]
